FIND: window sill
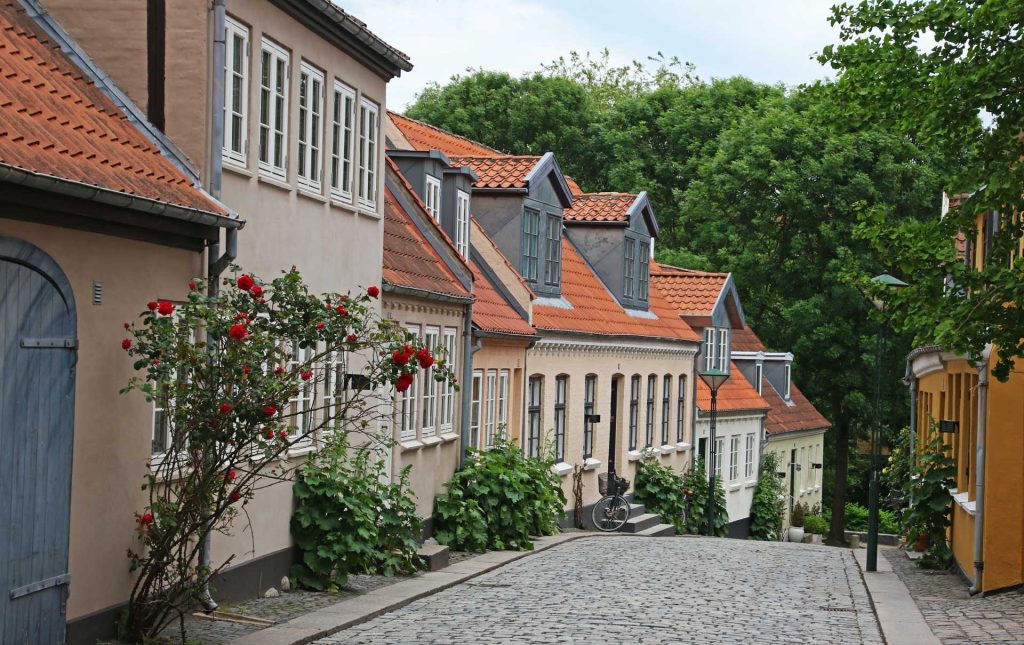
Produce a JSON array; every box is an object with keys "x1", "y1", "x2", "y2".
[
  {"x1": 329, "y1": 196, "x2": 357, "y2": 213},
  {"x1": 798, "y1": 489, "x2": 807, "y2": 496},
  {"x1": 744, "y1": 480, "x2": 758, "y2": 489},
  {"x1": 297, "y1": 186, "x2": 327, "y2": 203},
  {"x1": 421, "y1": 435, "x2": 442, "y2": 447},
  {"x1": 659, "y1": 444, "x2": 676, "y2": 455},
  {"x1": 675, "y1": 442, "x2": 691, "y2": 451},
  {"x1": 627, "y1": 450, "x2": 642, "y2": 462},
  {"x1": 645, "y1": 446, "x2": 661, "y2": 456},
  {"x1": 223, "y1": 160, "x2": 253, "y2": 178},
  {"x1": 287, "y1": 443, "x2": 316, "y2": 459},
  {"x1": 439, "y1": 431, "x2": 459, "y2": 443},
  {"x1": 257, "y1": 173, "x2": 293, "y2": 193},
  {"x1": 400, "y1": 439, "x2": 423, "y2": 452},
  {"x1": 728, "y1": 483, "x2": 741, "y2": 492},
  {"x1": 583, "y1": 457, "x2": 601, "y2": 471},
  {"x1": 552, "y1": 462, "x2": 573, "y2": 478}
]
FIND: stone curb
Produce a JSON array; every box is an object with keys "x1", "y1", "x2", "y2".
[
  {"x1": 226, "y1": 532, "x2": 591, "y2": 645},
  {"x1": 853, "y1": 547, "x2": 941, "y2": 645}
]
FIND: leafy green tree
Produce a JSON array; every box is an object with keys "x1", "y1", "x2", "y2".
[
  {"x1": 681, "y1": 459, "x2": 728, "y2": 536},
  {"x1": 749, "y1": 452, "x2": 785, "y2": 540},
  {"x1": 820, "y1": 0, "x2": 1024, "y2": 380}
]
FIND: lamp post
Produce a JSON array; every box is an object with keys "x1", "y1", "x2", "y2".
[
  {"x1": 699, "y1": 367, "x2": 730, "y2": 537},
  {"x1": 863, "y1": 273, "x2": 908, "y2": 572}
]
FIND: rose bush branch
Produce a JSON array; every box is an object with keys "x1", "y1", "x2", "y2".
[{"x1": 119, "y1": 269, "x2": 455, "y2": 643}]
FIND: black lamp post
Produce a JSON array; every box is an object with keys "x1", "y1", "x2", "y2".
[
  {"x1": 699, "y1": 367, "x2": 730, "y2": 537},
  {"x1": 863, "y1": 273, "x2": 908, "y2": 572}
]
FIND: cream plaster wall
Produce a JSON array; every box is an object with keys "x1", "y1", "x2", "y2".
[
  {"x1": 766, "y1": 429, "x2": 826, "y2": 528},
  {"x1": 472, "y1": 338, "x2": 529, "y2": 447},
  {"x1": 694, "y1": 413, "x2": 764, "y2": 525}
]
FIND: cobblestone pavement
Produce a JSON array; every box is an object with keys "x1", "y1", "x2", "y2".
[
  {"x1": 884, "y1": 549, "x2": 1024, "y2": 644},
  {"x1": 316, "y1": 536, "x2": 883, "y2": 645}
]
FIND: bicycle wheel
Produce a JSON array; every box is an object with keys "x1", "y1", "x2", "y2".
[{"x1": 592, "y1": 495, "x2": 630, "y2": 532}]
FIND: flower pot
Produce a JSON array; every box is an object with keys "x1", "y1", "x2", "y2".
[
  {"x1": 788, "y1": 526, "x2": 805, "y2": 543},
  {"x1": 811, "y1": 534, "x2": 822, "y2": 545},
  {"x1": 913, "y1": 533, "x2": 929, "y2": 553}
]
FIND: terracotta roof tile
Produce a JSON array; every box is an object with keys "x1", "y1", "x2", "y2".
[
  {"x1": 0, "y1": 3, "x2": 227, "y2": 216},
  {"x1": 565, "y1": 192, "x2": 636, "y2": 224},
  {"x1": 383, "y1": 185, "x2": 472, "y2": 300},
  {"x1": 565, "y1": 176, "x2": 584, "y2": 195},
  {"x1": 762, "y1": 379, "x2": 831, "y2": 435},
  {"x1": 532, "y1": 238, "x2": 699, "y2": 341},
  {"x1": 388, "y1": 111, "x2": 503, "y2": 157},
  {"x1": 470, "y1": 260, "x2": 535, "y2": 337},
  {"x1": 732, "y1": 325, "x2": 767, "y2": 352},
  {"x1": 696, "y1": 362, "x2": 769, "y2": 412},
  {"x1": 448, "y1": 155, "x2": 540, "y2": 190},
  {"x1": 650, "y1": 262, "x2": 728, "y2": 317}
]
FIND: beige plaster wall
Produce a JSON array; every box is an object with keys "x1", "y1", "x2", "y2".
[
  {"x1": 0, "y1": 220, "x2": 201, "y2": 621},
  {"x1": 766, "y1": 429, "x2": 826, "y2": 528},
  {"x1": 472, "y1": 337, "x2": 529, "y2": 447}
]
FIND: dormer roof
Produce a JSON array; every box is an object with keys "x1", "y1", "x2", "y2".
[
  {"x1": 565, "y1": 191, "x2": 659, "y2": 237},
  {"x1": 387, "y1": 111, "x2": 502, "y2": 156},
  {"x1": 650, "y1": 262, "x2": 746, "y2": 329},
  {"x1": 696, "y1": 362, "x2": 769, "y2": 413},
  {"x1": 448, "y1": 152, "x2": 574, "y2": 207}
]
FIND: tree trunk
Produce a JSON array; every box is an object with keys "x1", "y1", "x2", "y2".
[{"x1": 826, "y1": 413, "x2": 851, "y2": 546}]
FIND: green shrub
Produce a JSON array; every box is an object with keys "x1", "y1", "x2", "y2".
[
  {"x1": 680, "y1": 459, "x2": 728, "y2": 536},
  {"x1": 434, "y1": 438, "x2": 566, "y2": 551},
  {"x1": 804, "y1": 515, "x2": 828, "y2": 535},
  {"x1": 842, "y1": 502, "x2": 899, "y2": 535},
  {"x1": 791, "y1": 502, "x2": 807, "y2": 528},
  {"x1": 290, "y1": 440, "x2": 422, "y2": 591},
  {"x1": 748, "y1": 452, "x2": 784, "y2": 540},
  {"x1": 904, "y1": 430, "x2": 956, "y2": 568},
  {"x1": 634, "y1": 458, "x2": 688, "y2": 532}
]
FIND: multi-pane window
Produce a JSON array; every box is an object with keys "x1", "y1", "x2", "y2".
[
  {"x1": 440, "y1": 328, "x2": 457, "y2": 432},
  {"x1": 522, "y1": 208, "x2": 540, "y2": 282},
  {"x1": 497, "y1": 369, "x2": 509, "y2": 438},
  {"x1": 638, "y1": 242, "x2": 650, "y2": 301},
  {"x1": 456, "y1": 190, "x2": 470, "y2": 258},
  {"x1": 661, "y1": 375, "x2": 671, "y2": 445},
  {"x1": 704, "y1": 327, "x2": 730, "y2": 372},
  {"x1": 729, "y1": 435, "x2": 740, "y2": 481},
  {"x1": 470, "y1": 370, "x2": 482, "y2": 448},
  {"x1": 676, "y1": 374, "x2": 687, "y2": 442},
  {"x1": 645, "y1": 375, "x2": 656, "y2": 448},
  {"x1": 297, "y1": 63, "x2": 324, "y2": 191},
  {"x1": 527, "y1": 376, "x2": 542, "y2": 458},
  {"x1": 554, "y1": 375, "x2": 567, "y2": 463},
  {"x1": 799, "y1": 446, "x2": 806, "y2": 492},
  {"x1": 285, "y1": 340, "x2": 315, "y2": 437},
  {"x1": 704, "y1": 328, "x2": 716, "y2": 371},
  {"x1": 583, "y1": 374, "x2": 596, "y2": 458},
  {"x1": 624, "y1": 239, "x2": 636, "y2": 299},
  {"x1": 544, "y1": 216, "x2": 561, "y2": 286},
  {"x1": 421, "y1": 327, "x2": 439, "y2": 437},
  {"x1": 152, "y1": 382, "x2": 171, "y2": 454},
  {"x1": 714, "y1": 437, "x2": 724, "y2": 479},
  {"x1": 222, "y1": 17, "x2": 248, "y2": 165},
  {"x1": 717, "y1": 328, "x2": 729, "y2": 373},
  {"x1": 424, "y1": 175, "x2": 441, "y2": 222},
  {"x1": 329, "y1": 81, "x2": 355, "y2": 202},
  {"x1": 484, "y1": 369, "x2": 497, "y2": 448},
  {"x1": 745, "y1": 433, "x2": 755, "y2": 479},
  {"x1": 322, "y1": 349, "x2": 346, "y2": 428},
  {"x1": 258, "y1": 40, "x2": 288, "y2": 178},
  {"x1": 628, "y1": 375, "x2": 640, "y2": 451},
  {"x1": 357, "y1": 98, "x2": 379, "y2": 210},
  {"x1": 400, "y1": 326, "x2": 419, "y2": 441}
]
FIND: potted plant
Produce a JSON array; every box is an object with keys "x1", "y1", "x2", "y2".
[
  {"x1": 804, "y1": 514, "x2": 827, "y2": 544},
  {"x1": 788, "y1": 503, "x2": 806, "y2": 543}
]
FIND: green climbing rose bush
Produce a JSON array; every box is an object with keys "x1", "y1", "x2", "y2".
[
  {"x1": 681, "y1": 458, "x2": 728, "y2": 536},
  {"x1": 434, "y1": 438, "x2": 566, "y2": 551},
  {"x1": 634, "y1": 458, "x2": 689, "y2": 532},
  {"x1": 748, "y1": 452, "x2": 785, "y2": 540}
]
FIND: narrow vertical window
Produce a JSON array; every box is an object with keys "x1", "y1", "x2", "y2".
[
  {"x1": 358, "y1": 98, "x2": 379, "y2": 210},
  {"x1": 714, "y1": 437, "x2": 723, "y2": 479},
  {"x1": 258, "y1": 40, "x2": 288, "y2": 178},
  {"x1": 329, "y1": 81, "x2": 355, "y2": 202},
  {"x1": 470, "y1": 370, "x2": 482, "y2": 449},
  {"x1": 285, "y1": 340, "x2": 315, "y2": 437},
  {"x1": 152, "y1": 382, "x2": 171, "y2": 455},
  {"x1": 755, "y1": 363, "x2": 763, "y2": 395},
  {"x1": 799, "y1": 446, "x2": 806, "y2": 492},
  {"x1": 527, "y1": 376, "x2": 542, "y2": 458},
  {"x1": 717, "y1": 328, "x2": 730, "y2": 372},
  {"x1": 322, "y1": 348, "x2": 346, "y2": 428},
  {"x1": 497, "y1": 369, "x2": 509, "y2": 438},
  {"x1": 440, "y1": 328, "x2": 457, "y2": 432},
  {"x1": 704, "y1": 328, "x2": 716, "y2": 371},
  {"x1": 661, "y1": 375, "x2": 671, "y2": 445},
  {"x1": 297, "y1": 63, "x2": 324, "y2": 191},
  {"x1": 521, "y1": 208, "x2": 540, "y2": 282},
  {"x1": 628, "y1": 375, "x2": 640, "y2": 451},
  {"x1": 456, "y1": 189, "x2": 471, "y2": 258},
  {"x1": 645, "y1": 374, "x2": 656, "y2": 448},
  {"x1": 583, "y1": 374, "x2": 596, "y2": 458},
  {"x1": 554, "y1": 375, "x2": 567, "y2": 463},
  {"x1": 729, "y1": 435, "x2": 740, "y2": 481},
  {"x1": 785, "y1": 363, "x2": 792, "y2": 399},
  {"x1": 638, "y1": 241, "x2": 650, "y2": 301},
  {"x1": 745, "y1": 433, "x2": 755, "y2": 479},
  {"x1": 484, "y1": 369, "x2": 497, "y2": 448},
  {"x1": 421, "y1": 327, "x2": 439, "y2": 437},
  {"x1": 624, "y1": 239, "x2": 635, "y2": 299},
  {"x1": 424, "y1": 175, "x2": 441, "y2": 222},
  {"x1": 676, "y1": 374, "x2": 687, "y2": 442},
  {"x1": 222, "y1": 17, "x2": 248, "y2": 165},
  {"x1": 544, "y1": 215, "x2": 561, "y2": 286},
  {"x1": 400, "y1": 326, "x2": 419, "y2": 441}
]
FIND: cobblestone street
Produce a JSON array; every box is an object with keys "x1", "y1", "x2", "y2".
[
  {"x1": 885, "y1": 549, "x2": 1024, "y2": 644},
  {"x1": 315, "y1": 536, "x2": 882, "y2": 644}
]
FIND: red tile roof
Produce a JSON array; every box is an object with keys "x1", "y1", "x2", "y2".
[
  {"x1": 388, "y1": 111, "x2": 503, "y2": 157},
  {"x1": 762, "y1": 379, "x2": 831, "y2": 435},
  {"x1": 0, "y1": 3, "x2": 227, "y2": 216},
  {"x1": 532, "y1": 238, "x2": 699, "y2": 341},
  {"x1": 383, "y1": 185, "x2": 472, "y2": 301},
  {"x1": 448, "y1": 155, "x2": 540, "y2": 190},
  {"x1": 470, "y1": 260, "x2": 535, "y2": 337},
  {"x1": 696, "y1": 362, "x2": 769, "y2": 413},
  {"x1": 732, "y1": 325, "x2": 767, "y2": 352},
  {"x1": 650, "y1": 262, "x2": 728, "y2": 317},
  {"x1": 565, "y1": 192, "x2": 636, "y2": 224},
  {"x1": 565, "y1": 176, "x2": 584, "y2": 195}
]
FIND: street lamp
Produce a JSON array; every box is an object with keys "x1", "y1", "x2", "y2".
[
  {"x1": 699, "y1": 367, "x2": 730, "y2": 537},
  {"x1": 863, "y1": 273, "x2": 908, "y2": 572}
]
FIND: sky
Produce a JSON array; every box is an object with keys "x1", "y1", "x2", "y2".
[{"x1": 343, "y1": 0, "x2": 843, "y2": 111}]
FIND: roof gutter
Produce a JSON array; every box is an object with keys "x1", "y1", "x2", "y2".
[
  {"x1": 472, "y1": 327, "x2": 538, "y2": 341},
  {"x1": 382, "y1": 282, "x2": 474, "y2": 305}
]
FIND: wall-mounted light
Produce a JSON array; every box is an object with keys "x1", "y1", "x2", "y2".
[
  {"x1": 811, "y1": 463, "x2": 823, "y2": 469},
  {"x1": 585, "y1": 414, "x2": 601, "y2": 424},
  {"x1": 939, "y1": 420, "x2": 959, "y2": 434}
]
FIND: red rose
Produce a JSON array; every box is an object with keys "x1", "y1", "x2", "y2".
[
  {"x1": 147, "y1": 301, "x2": 158, "y2": 311},
  {"x1": 336, "y1": 305, "x2": 348, "y2": 316},
  {"x1": 229, "y1": 490, "x2": 241, "y2": 503},
  {"x1": 260, "y1": 298, "x2": 266, "y2": 304},
  {"x1": 239, "y1": 311, "x2": 249, "y2": 319},
  {"x1": 219, "y1": 402, "x2": 232, "y2": 414},
  {"x1": 263, "y1": 405, "x2": 277, "y2": 418},
  {"x1": 264, "y1": 429, "x2": 274, "y2": 439},
  {"x1": 340, "y1": 294, "x2": 349, "y2": 302},
  {"x1": 396, "y1": 372, "x2": 415, "y2": 393},
  {"x1": 157, "y1": 301, "x2": 174, "y2": 316},
  {"x1": 274, "y1": 367, "x2": 285, "y2": 375},
  {"x1": 229, "y1": 324, "x2": 248, "y2": 340},
  {"x1": 152, "y1": 358, "x2": 159, "y2": 365},
  {"x1": 278, "y1": 430, "x2": 287, "y2": 438},
  {"x1": 124, "y1": 322, "x2": 130, "y2": 330},
  {"x1": 316, "y1": 322, "x2": 325, "y2": 330},
  {"x1": 346, "y1": 334, "x2": 358, "y2": 343},
  {"x1": 141, "y1": 512, "x2": 154, "y2": 525},
  {"x1": 237, "y1": 274, "x2": 254, "y2": 291},
  {"x1": 416, "y1": 348, "x2": 434, "y2": 369},
  {"x1": 188, "y1": 281, "x2": 197, "y2": 291},
  {"x1": 392, "y1": 350, "x2": 410, "y2": 366},
  {"x1": 242, "y1": 365, "x2": 251, "y2": 375},
  {"x1": 121, "y1": 339, "x2": 132, "y2": 351},
  {"x1": 403, "y1": 344, "x2": 413, "y2": 355},
  {"x1": 300, "y1": 369, "x2": 313, "y2": 381},
  {"x1": 367, "y1": 286, "x2": 380, "y2": 298},
  {"x1": 250, "y1": 285, "x2": 263, "y2": 298},
  {"x1": 227, "y1": 470, "x2": 236, "y2": 481}
]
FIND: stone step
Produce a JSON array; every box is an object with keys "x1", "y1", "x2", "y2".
[
  {"x1": 622, "y1": 513, "x2": 661, "y2": 533},
  {"x1": 417, "y1": 543, "x2": 449, "y2": 571},
  {"x1": 627, "y1": 503, "x2": 646, "y2": 518},
  {"x1": 635, "y1": 523, "x2": 677, "y2": 537}
]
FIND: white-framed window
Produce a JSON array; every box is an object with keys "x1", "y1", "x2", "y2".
[
  {"x1": 222, "y1": 17, "x2": 248, "y2": 166},
  {"x1": 714, "y1": 437, "x2": 724, "y2": 479},
  {"x1": 628, "y1": 375, "x2": 640, "y2": 450},
  {"x1": 322, "y1": 348, "x2": 346, "y2": 428},
  {"x1": 497, "y1": 369, "x2": 509, "y2": 439},
  {"x1": 285, "y1": 340, "x2": 315, "y2": 437},
  {"x1": 785, "y1": 363, "x2": 792, "y2": 399},
  {"x1": 425, "y1": 175, "x2": 441, "y2": 222},
  {"x1": 729, "y1": 435, "x2": 740, "y2": 481},
  {"x1": 470, "y1": 370, "x2": 483, "y2": 449},
  {"x1": 745, "y1": 433, "x2": 755, "y2": 479},
  {"x1": 357, "y1": 97, "x2": 379, "y2": 210},
  {"x1": 639, "y1": 241, "x2": 650, "y2": 301},
  {"x1": 484, "y1": 369, "x2": 497, "y2": 448},
  {"x1": 400, "y1": 325, "x2": 419, "y2": 441},
  {"x1": 456, "y1": 189, "x2": 471, "y2": 259},
  {"x1": 583, "y1": 374, "x2": 597, "y2": 458},
  {"x1": 258, "y1": 39, "x2": 288, "y2": 178},
  {"x1": 329, "y1": 81, "x2": 355, "y2": 202},
  {"x1": 421, "y1": 326, "x2": 439, "y2": 437},
  {"x1": 704, "y1": 328, "x2": 715, "y2": 372},
  {"x1": 676, "y1": 374, "x2": 687, "y2": 442},
  {"x1": 527, "y1": 376, "x2": 542, "y2": 458},
  {"x1": 440, "y1": 328, "x2": 457, "y2": 432},
  {"x1": 703, "y1": 327, "x2": 730, "y2": 372},
  {"x1": 297, "y1": 63, "x2": 324, "y2": 191},
  {"x1": 755, "y1": 363, "x2": 763, "y2": 395},
  {"x1": 717, "y1": 328, "x2": 729, "y2": 371},
  {"x1": 799, "y1": 446, "x2": 806, "y2": 493},
  {"x1": 645, "y1": 374, "x2": 656, "y2": 448}
]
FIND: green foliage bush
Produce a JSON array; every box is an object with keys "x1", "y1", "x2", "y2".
[
  {"x1": 433, "y1": 438, "x2": 566, "y2": 551},
  {"x1": 680, "y1": 459, "x2": 728, "y2": 537},
  {"x1": 748, "y1": 452, "x2": 785, "y2": 540},
  {"x1": 290, "y1": 441, "x2": 422, "y2": 591},
  {"x1": 634, "y1": 458, "x2": 688, "y2": 532},
  {"x1": 842, "y1": 502, "x2": 899, "y2": 535},
  {"x1": 804, "y1": 515, "x2": 828, "y2": 535},
  {"x1": 904, "y1": 431, "x2": 956, "y2": 568}
]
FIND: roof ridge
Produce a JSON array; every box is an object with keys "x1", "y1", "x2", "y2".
[{"x1": 387, "y1": 110, "x2": 504, "y2": 155}]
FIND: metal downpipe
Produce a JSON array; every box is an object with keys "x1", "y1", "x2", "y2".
[
  {"x1": 969, "y1": 359, "x2": 989, "y2": 595},
  {"x1": 460, "y1": 307, "x2": 481, "y2": 468}
]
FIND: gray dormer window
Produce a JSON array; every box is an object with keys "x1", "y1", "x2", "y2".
[
  {"x1": 522, "y1": 207, "x2": 540, "y2": 282},
  {"x1": 624, "y1": 239, "x2": 636, "y2": 299},
  {"x1": 544, "y1": 215, "x2": 562, "y2": 286},
  {"x1": 424, "y1": 174, "x2": 441, "y2": 222},
  {"x1": 455, "y1": 189, "x2": 470, "y2": 259},
  {"x1": 638, "y1": 241, "x2": 650, "y2": 302},
  {"x1": 703, "y1": 327, "x2": 730, "y2": 372}
]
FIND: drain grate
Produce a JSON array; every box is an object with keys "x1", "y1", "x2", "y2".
[
  {"x1": 465, "y1": 582, "x2": 512, "y2": 588},
  {"x1": 821, "y1": 607, "x2": 856, "y2": 613}
]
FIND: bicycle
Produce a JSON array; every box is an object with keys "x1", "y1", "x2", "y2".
[{"x1": 592, "y1": 472, "x2": 631, "y2": 532}]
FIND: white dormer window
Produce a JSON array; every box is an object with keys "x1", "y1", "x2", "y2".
[
  {"x1": 703, "y1": 327, "x2": 730, "y2": 372},
  {"x1": 785, "y1": 363, "x2": 792, "y2": 399},
  {"x1": 717, "y1": 327, "x2": 729, "y2": 370},
  {"x1": 455, "y1": 189, "x2": 470, "y2": 258},
  {"x1": 425, "y1": 175, "x2": 441, "y2": 223}
]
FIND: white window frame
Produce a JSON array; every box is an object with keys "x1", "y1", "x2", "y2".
[
  {"x1": 704, "y1": 328, "x2": 716, "y2": 371},
  {"x1": 297, "y1": 62, "x2": 325, "y2": 192},
  {"x1": 421, "y1": 326, "x2": 439, "y2": 437},
  {"x1": 285, "y1": 340, "x2": 315, "y2": 439},
  {"x1": 527, "y1": 376, "x2": 542, "y2": 458},
  {"x1": 497, "y1": 369, "x2": 509, "y2": 439},
  {"x1": 322, "y1": 348, "x2": 346, "y2": 430},
  {"x1": 717, "y1": 328, "x2": 729, "y2": 372},
  {"x1": 676, "y1": 373, "x2": 687, "y2": 442},
  {"x1": 470, "y1": 370, "x2": 483, "y2": 449},
  {"x1": 714, "y1": 437, "x2": 724, "y2": 479},
  {"x1": 456, "y1": 189, "x2": 470, "y2": 258},
  {"x1": 744, "y1": 433, "x2": 755, "y2": 479},
  {"x1": 785, "y1": 363, "x2": 792, "y2": 399},
  {"x1": 440, "y1": 328, "x2": 457, "y2": 433},
  {"x1": 799, "y1": 446, "x2": 806, "y2": 494},
  {"x1": 258, "y1": 39, "x2": 289, "y2": 179},
  {"x1": 639, "y1": 241, "x2": 650, "y2": 301},
  {"x1": 357, "y1": 97, "x2": 379, "y2": 211},
  {"x1": 484, "y1": 369, "x2": 497, "y2": 448},
  {"x1": 400, "y1": 325, "x2": 419, "y2": 441},
  {"x1": 425, "y1": 175, "x2": 442, "y2": 222},
  {"x1": 222, "y1": 17, "x2": 249, "y2": 166},
  {"x1": 729, "y1": 435, "x2": 740, "y2": 481},
  {"x1": 329, "y1": 81, "x2": 356, "y2": 203}
]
